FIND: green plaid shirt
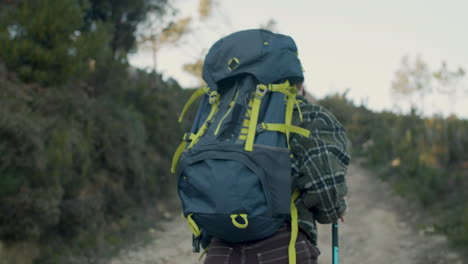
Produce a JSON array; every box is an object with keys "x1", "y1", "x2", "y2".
[{"x1": 290, "y1": 95, "x2": 350, "y2": 245}]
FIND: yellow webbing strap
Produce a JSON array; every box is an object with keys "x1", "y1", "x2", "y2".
[
  {"x1": 170, "y1": 133, "x2": 196, "y2": 174},
  {"x1": 268, "y1": 81, "x2": 290, "y2": 92},
  {"x1": 186, "y1": 214, "x2": 201, "y2": 237},
  {"x1": 244, "y1": 81, "x2": 305, "y2": 151},
  {"x1": 171, "y1": 141, "x2": 187, "y2": 174},
  {"x1": 198, "y1": 247, "x2": 209, "y2": 262},
  {"x1": 289, "y1": 189, "x2": 301, "y2": 264},
  {"x1": 187, "y1": 92, "x2": 220, "y2": 149},
  {"x1": 260, "y1": 123, "x2": 311, "y2": 138},
  {"x1": 285, "y1": 88, "x2": 295, "y2": 148},
  {"x1": 267, "y1": 82, "x2": 303, "y2": 122},
  {"x1": 230, "y1": 214, "x2": 249, "y2": 229},
  {"x1": 245, "y1": 85, "x2": 267, "y2": 151},
  {"x1": 178, "y1": 87, "x2": 210, "y2": 123},
  {"x1": 188, "y1": 124, "x2": 207, "y2": 149}
]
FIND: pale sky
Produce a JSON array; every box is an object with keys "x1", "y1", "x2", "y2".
[{"x1": 129, "y1": 0, "x2": 468, "y2": 118}]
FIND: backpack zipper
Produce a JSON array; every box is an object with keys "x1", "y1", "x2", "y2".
[{"x1": 214, "y1": 90, "x2": 239, "y2": 135}]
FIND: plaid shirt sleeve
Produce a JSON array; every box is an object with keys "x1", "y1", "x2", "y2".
[{"x1": 290, "y1": 96, "x2": 350, "y2": 224}]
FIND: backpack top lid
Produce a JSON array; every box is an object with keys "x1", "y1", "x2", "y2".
[{"x1": 202, "y1": 29, "x2": 304, "y2": 90}]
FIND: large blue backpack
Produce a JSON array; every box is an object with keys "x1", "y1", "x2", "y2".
[{"x1": 171, "y1": 29, "x2": 310, "y2": 261}]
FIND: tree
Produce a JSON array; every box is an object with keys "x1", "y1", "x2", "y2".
[
  {"x1": 0, "y1": 0, "x2": 171, "y2": 86},
  {"x1": 136, "y1": 0, "x2": 215, "y2": 78},
  {"x1": 138, "y1": 13, "x2": 192, "y2": 74},
  {"x1": 80, "y1": 0, "x2": 169, "y2": 59},
  {"x1": 183, "y1": 57, "x2": 205, "y2": 85},
  {"x1": 391, "y1": 55, "x2": 432, "y2": 114},
  {"x1": 0, "y1": 0, "x2": 112, "y2": 86},
  {"x1": 433, "y1": 61, "x2": 466, "y2": 115},
  {"x1": 199, "y1": 0, "x2": 214, "y2": 19},
  {"x1": 260, "y1": 19, "x2": 279, "y2": 32}
]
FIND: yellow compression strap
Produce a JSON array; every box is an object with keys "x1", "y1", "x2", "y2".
[
  {"x1": 267, "y1": 82, "x2": 303, "y2": 122},
  {"x1": 171, "y1": 133, "x2": 196, "y2": 173},
  {"x1": 289, "y1": 189, "x2": 301, "y2": 264},
  {"x1": 230, "y1": 214, "x2": 249, "y2": 229},
  {"x1": 260, "y1": 123, "x2": 311, "y2": 138},
  {"x1": 245, "y1": 85, "x2": 267, "y2": 151},
  {"x1": 186, "y1": 214, "x2": 201, "y2": 237},
  {"x1": 244, "y1": 82, "x2": 305, "y2": 150},
  {"x1": 178, "y1": 87, "x2": 210, "y2": 123},
  {"x1": 187, "y1": 92, "x2": 219, "y2": 149},
  {"x1": 171, "y1": 141, "x2": 186, "y2": 174},
  {"x1": 285, "y1": 87, "x2": 295, "y2": 148}
]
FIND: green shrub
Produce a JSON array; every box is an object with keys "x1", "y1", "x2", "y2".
[
  {"x1": 318, "y1": 94, "x2": 468, "y2": 251},
  {"x1": 0, "y1": 0, "x2": 113, "y2": 86},
  {"x1": 0, "y1": 63, "x2": 186, "y2": 261}
]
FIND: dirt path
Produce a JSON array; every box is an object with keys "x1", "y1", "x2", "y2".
[
  {"x1": 109, "y1": 164, "x2": 465, "y2": 264},
  {"x1": 316, "y1": 164, "x2": 463, "y2": 264}
]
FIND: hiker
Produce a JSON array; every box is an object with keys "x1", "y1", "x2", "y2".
[{"x1": 172, "y1": 29, "x2": 350, "y2": 264}]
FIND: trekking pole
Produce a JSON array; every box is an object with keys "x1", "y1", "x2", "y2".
[{"x1": 332, "y1": 222, "x2": 339, "y2": 264}]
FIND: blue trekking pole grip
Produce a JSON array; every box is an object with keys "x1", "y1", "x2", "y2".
[{"x1": 332, "y1": 222, "x2": 339, "y2": 264}]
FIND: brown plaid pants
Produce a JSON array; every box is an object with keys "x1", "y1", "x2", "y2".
[{"x1": 204, "y1": 226, "x2": 320, "y2": 264}]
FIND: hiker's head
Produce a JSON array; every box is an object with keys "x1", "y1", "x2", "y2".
[
  {"x1": 286, "y1": 77, "x2": 305, "y2": 96},
  {"x1": 296, "y1": 82, "x2": 305, "y2": 96}
]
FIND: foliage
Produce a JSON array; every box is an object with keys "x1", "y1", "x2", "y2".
[
  {"x1": 433, "y1": 61, "x2": 465, "y2": 93},
  {"x1": 318, "y1": 94, "x2": 468, "y2": 251},
  {"x1": 137, "y1": 0, "x2": 214, "y2": 75},
  {"x1": 183, "y1": 58, "x2": 205, "y2": 85},
  {"x1": 81, "y1": 0, "x2": 169, "y2": 57},
  {"x1": 198, "y1": 0, "x2": 214, "y2": 18},
  {"x1": 0, "y1": 0, "x2": 184, "y2": 262},
  {"x1": 0, "y1": 0, "x2": 113, "y2": 86},
  {"x1": 260, "y1": 19, "x2": 279, "y2": 32},
  {"x1": 0, "y1": 0, "x2": 170, "y2": 86},
  {"x1": 392, "y1": 55, "x2": 432, "y2": 99},
  {"x1": 158, "y1": 17, "x2": 192, "y2": 45},
  {"x1": 390, "y1": 56, "x2": 466, "y2": 116},
  {"x1": 0, "y1": 62, "x2": 186, "y2": 261}
]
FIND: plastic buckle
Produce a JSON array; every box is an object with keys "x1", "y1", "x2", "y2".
[
  {"x1": 208, "y1": 91, "x2": 218, "y2": 104},
  {"x1": 183, "y1": 132, "x2": 191, "y2": 141},
  {"x1": 256, "y1": 123, "x2": 265, "y2": 133},
  {"x1": 192, "y1": 234, "x2": 200, "y2": 253},
  {"x1": 205, "y1": 120, "x2": 213, "y2": 128},
  {"x1": 255, "y1": 85, "x2": 268, "y2": 98}
]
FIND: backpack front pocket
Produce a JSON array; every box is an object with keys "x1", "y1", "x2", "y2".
[{"x1": 178, "y1": 153, "x2": 270, "y2": 216}]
